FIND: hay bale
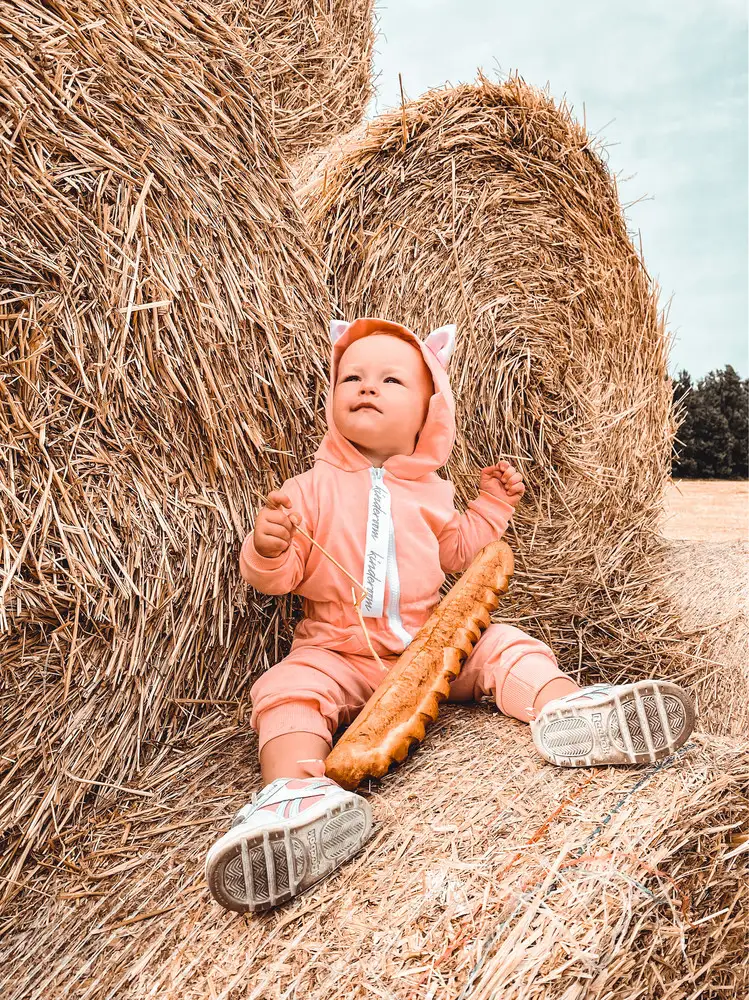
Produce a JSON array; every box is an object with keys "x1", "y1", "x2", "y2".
[
  {"x1": 655, "y1": 540, "x2": 749, "y2": 737},
  {"x1": 1, "y1": 706, "x2": 746, "y2": 997},
  {"x1": 0, "y1": 0, "x2": 330, "y2": 899},
  {"x1": 296, "y1": 74, "x2": 717, "y2": 707},
  {"x1": 225, "y1": 0, "x2": 376, "y2": 158}
]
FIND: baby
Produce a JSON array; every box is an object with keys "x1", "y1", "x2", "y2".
[{"x1": 205, "y1": 317, "x2": 695, "y2": 914}]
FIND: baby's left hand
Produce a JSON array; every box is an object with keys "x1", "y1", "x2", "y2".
[{"x1": 479, "y1": 461, "x2": 526, "y2": 508}]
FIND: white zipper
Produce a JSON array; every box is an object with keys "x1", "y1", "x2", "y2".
[
  {"x1": 384, "y1": 493, "x2": 412, "y2": 647},
  {"x1": 362, "y1": 468, "x2": 412, "y2": 648},
  {"x1": 361, "y1": 468, "x2": 390, "y2": 618}
]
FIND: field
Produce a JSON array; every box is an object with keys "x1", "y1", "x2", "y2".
[{"x1": 661, "y1": 478, "x2": 749, "y2": 541}]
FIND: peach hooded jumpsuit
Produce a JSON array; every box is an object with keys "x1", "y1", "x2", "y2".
[{"x1": 243, "y1": 318, "x2": 570, "y2": 772}]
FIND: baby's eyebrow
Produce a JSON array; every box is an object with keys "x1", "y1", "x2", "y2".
[{"x1": 341, "y1": 365, "x2": 406, "y2": 376}]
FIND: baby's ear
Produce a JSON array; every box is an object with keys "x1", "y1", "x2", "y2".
[
  {"x1": 329, "y1": 319, "x2": 351, "y2": 344},
  {"x1": 424, "y1": 324, "x2": 456, "y2": 368}
]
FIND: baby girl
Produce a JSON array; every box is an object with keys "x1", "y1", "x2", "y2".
[{"x1": 205, "y1": 317, "x2": 695, "y2": 914}]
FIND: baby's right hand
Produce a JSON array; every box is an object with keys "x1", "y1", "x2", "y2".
[{"x1": 253, "y1": 490, "x2": 302, "y2": 558}]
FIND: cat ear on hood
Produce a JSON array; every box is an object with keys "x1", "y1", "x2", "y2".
[
  {"x1": 329, "y1": 319, "x2": 351, "y2": 344},
  {"x1": 424, "y1": 324, "x2": 456, "y2": 368}
]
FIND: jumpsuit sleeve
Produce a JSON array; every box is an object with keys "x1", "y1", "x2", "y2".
[
  {"x1": 436, "y1": 482, "x2": 515, "y2": 575},
  {"x1": 239, "y1": 476, "x2": 314, "y2": 595}
]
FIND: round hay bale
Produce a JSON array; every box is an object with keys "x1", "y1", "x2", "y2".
[
  {"x1": 297, "y1": 74, "x2": 704, "y2": 698},
  {"x1": 225, "y1": 0, "x2": 376, "y2": 158},
  {"x1": 1, "y1": 708, "x2": 746, "y2": 998},
  {"x1": 0, "y1": 0, "x2": 329, "y2": 893},
  {"x1": 655, "y1": 539, "x2": 749, "y2": 737}
]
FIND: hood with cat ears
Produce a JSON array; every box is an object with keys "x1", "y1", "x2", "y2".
[{"x1": 313, "y1": 317, "x2": 457, "y2": 480}]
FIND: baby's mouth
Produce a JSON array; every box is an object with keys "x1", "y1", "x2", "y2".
[{"x1": 351, "y1": 402, "x2": 381, "y2": 413}]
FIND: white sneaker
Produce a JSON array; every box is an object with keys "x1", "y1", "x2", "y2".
[
  {"x1": 531, "y1": 680, "x2": 695, "y2": 767},
  {"x1": 205, "y1": 776, "x2": 373, "y2": 913}
]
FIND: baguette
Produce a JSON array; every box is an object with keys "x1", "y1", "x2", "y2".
[{"x1": 325, "y1": 539, "x2": 514, "y2": 790}]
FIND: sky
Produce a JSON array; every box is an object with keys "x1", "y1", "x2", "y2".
[{"x1": 365, "y1": 0, "x2": 748, "y2": 381}]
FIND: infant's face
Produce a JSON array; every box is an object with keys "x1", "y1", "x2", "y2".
[{"x1": 333, "y1": 334, "x2": 434, "y2": 463}]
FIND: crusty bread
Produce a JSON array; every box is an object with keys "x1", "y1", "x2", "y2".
[{"x1": 325, "y1": 540, "x2": 514, "y2": 789}]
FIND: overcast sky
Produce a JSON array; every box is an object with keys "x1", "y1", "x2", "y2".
[{"x1": 366, "y1": 0, "x2": 747, "y2": 381}]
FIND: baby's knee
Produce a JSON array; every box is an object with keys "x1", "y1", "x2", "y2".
[
  {"x1": 249, "y1": 661, "x2": 290, "y2": 703},
  {"x1": 480, "y1": 622, "x2": 558, "y2": 665},
  {"x1": 249, "y1": 661, "x2": 342, "y2": 748},
  {"x1": 250, "y1": 660, "x2": 329, "y2": 708}
]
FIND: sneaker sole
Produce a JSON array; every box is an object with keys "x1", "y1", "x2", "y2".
[
  {"x1": 205, "y1": 796, "x2": 373, "y2": 913},
  {"x1": 534, "y1": 680, "x2": 696, "y2": 766}
]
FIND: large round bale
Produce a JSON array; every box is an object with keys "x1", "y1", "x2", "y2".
[
  {"x1": 656, "y1": 540, "x2": 749, "y2": 737},
  {"x1": 1, "y1": 709, "x2": 746, "y2": 997},
  {"x1": 0, "y1": 0, "x2": 329, "y2": 891},
  {"x1": 297, "y1": 75, "x2": 706, "y2": 703},
  {"x1": 227, "y1": 0, "x2": 376, "y2": 158}
]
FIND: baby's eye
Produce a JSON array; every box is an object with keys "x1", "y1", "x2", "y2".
[
  {"x1": 342, "y1": 375, "x2": 359, "y2": 382},
  {"x1": 384, "y1": 377, "x2": 401, "y2": 384}
]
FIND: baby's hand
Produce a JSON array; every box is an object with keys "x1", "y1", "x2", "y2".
[
  {"x1": 479, "y1": 461, "x2": 526, "y2": 508},
  {"x1": 253, "y1": 490, "x2": 302, "y2": 558}
]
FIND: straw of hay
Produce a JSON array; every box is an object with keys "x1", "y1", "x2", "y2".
[
  {"x1": 1, "y1": 704, "x2": 746, "y2": 998},
  {"x1": 0, "y1": 0, "x2": 330, "y2": 903},
  {"x1": 222, "y1": 0, "x2": 376, "y2": 158},
  {"x1": 296, "y1": 73, "x2": 733, "y2": 724}
]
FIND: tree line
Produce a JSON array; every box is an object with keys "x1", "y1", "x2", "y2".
[{"x1": 671, "y1": 364, "x2": 748, "y2": 478}]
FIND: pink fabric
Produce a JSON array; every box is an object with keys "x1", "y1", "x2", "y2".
[
  {"x1": 239, "y1": 317, "x2": 516, "y2": 659},
  {"x1": 250, "y1": 623, "x2": 570, "y2": 754}
]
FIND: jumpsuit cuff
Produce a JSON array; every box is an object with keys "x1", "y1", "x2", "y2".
[
  {"x1": 466, "y1": 491, "x2": 515, "y2": 534},
  {"x1": 498, "y1": 652, "x2": 568, "y2": 723},
  {"x1": 254, "y1": 701, "x2": 334, "y2": 756},
  {"x1": 240, "y1": 531, "x2": 294, "y2": 574}
]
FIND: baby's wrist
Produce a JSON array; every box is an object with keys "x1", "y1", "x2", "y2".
[{"x1": 254, "y1": 538, "x2": 288, "y2": 559}]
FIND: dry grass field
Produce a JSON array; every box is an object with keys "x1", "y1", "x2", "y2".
[{"x1": 661, "y1": 478, "x2": 749, "y2": 542}]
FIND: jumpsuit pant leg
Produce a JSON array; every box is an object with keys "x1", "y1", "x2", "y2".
[
  {"x1": 448, "y1": 623, "x2": 572, "y2": 722},
  {"x1": 249, "y1": 645, "x2": 396, "y2": 763}
]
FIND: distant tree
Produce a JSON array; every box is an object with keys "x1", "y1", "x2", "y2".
[
  {"x1": 671, "y1": 365, "x2": 748, "y2": 478},
  {"x1": 720, "y1": 365, "x2": 749, "y2": 477}
]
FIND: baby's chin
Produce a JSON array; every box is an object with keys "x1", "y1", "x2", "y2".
[
  {"x1": 341, "y1": 427, "x2": 399, "y2": 452},
  {"x1": 343, "y1": 428, "x2": 425, "y2": 455},
  {"x1": 335, "y1": 414, "x2": 424, "y2": 453}
]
